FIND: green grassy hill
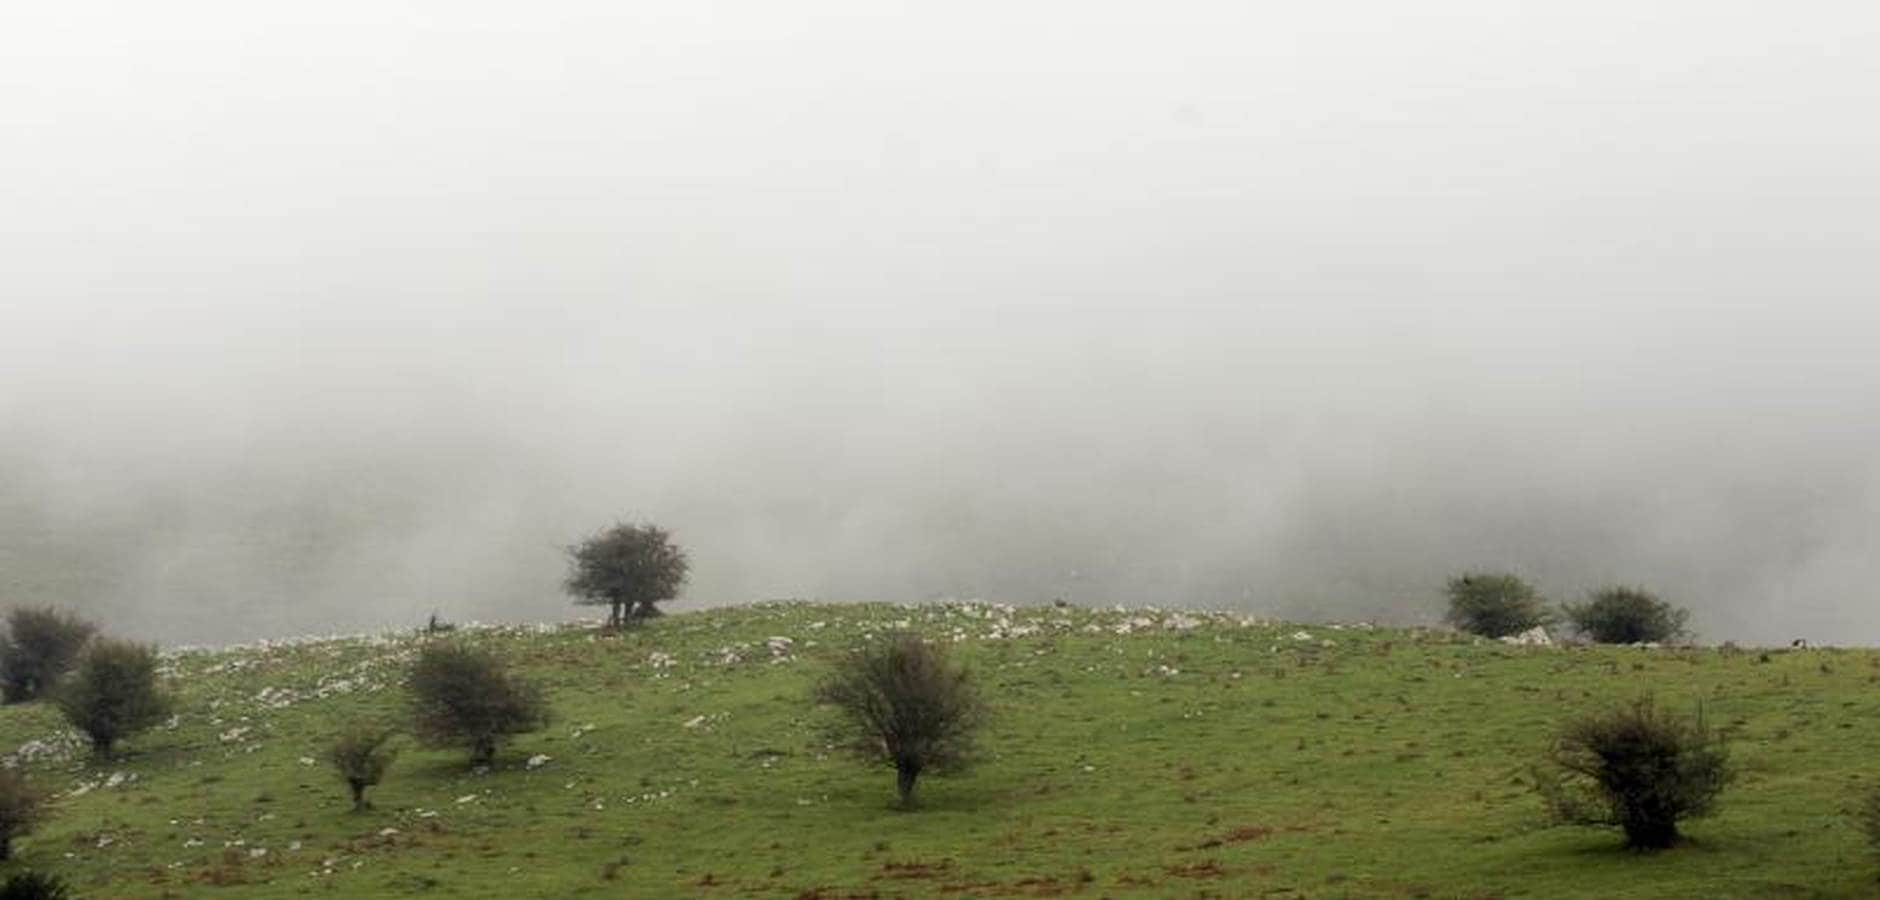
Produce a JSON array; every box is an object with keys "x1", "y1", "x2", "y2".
[{"x1": 1, "y1": 602, "x2": 1875, "y2": 898}]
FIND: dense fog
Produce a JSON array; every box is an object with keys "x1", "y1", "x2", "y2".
[{"x1": 4, "y1": 2, "x2": 1878, "y2": 644}]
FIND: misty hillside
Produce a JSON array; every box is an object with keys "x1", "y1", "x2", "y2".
[{"x1": 2, "y1": 602, "x2": 1875, "y2": 898}]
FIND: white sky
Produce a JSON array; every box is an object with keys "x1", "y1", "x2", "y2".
[{"x1": 3, "y1": 2, "x2": 1879, "y2": 643}]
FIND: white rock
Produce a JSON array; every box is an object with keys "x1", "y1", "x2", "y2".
[
  {"x1": 1500, "y1": 626, "x2": 1554, "y2": 647},
  {"x1": 526, "y1": 754, "x2": 551, "y2": 770}
]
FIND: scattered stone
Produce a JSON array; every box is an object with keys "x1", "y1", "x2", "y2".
[{"x1": 1500, "y1": 626, "x2": 1553, "y2": 647}]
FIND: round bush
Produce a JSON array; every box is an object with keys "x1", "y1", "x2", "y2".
[
  {"x1": 1564, "y1": 587, "x2": 1689, "y2": 644},
  {"x1": 1443, "y1": 572, "x2": 1550, "y2": 638}
]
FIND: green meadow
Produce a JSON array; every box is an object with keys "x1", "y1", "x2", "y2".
[{"x1": 1, "y1": 601, "x2": 1875, "y2": 898}]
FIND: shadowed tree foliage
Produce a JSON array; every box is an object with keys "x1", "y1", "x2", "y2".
[
  {"x1": 407, "y1": 642, "x2": 548, "y2": 766},
  {"x1": 1443, "y1": 572, "x2": 1550, "y2": 638},
  {"x1": 329, "y1": 724, "x2": 398, "y2": 811},
  {"x1": 1534, "y1": 696, "x2": 1732, "y2": 850},
  {"x1": 1564, "y1": 586, "x2": 1690, "y2": 644},
  {"x1": 564, "y1": 522, "x2": 690, "y2": 627},
  {"x1": 54, "y1": 639, "x2": 171, "y2": 757},
  {"x1": 0, "y1": 870, "x2": 69, "y2": 900},
  {"x1": 0, "y1": 607, "x2": 96, "y2": 704},
  {"x1": 0, "y1": 770, "x2": 43, "y2": 862},
  {"x1": 817, "y1": 632, "x2": 985, "y2": 808}
]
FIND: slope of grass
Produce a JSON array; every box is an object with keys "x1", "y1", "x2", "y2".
[{"x1": 1, "y1": 601, "x2": 1876, "y2": 898}]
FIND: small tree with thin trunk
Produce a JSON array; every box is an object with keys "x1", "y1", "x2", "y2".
[
  {"x1": 0, "y1": 607, "x2": 96, "y2": 704},
  {"x1": 329, "y1": 724, "x2": 397, "y2": 811},
  {"x1": 817, "y1": 632, "x2": 985, "y2": 808},
  {"x1": 1534, "y1": 696, "x2": 1731, "y2": 849},
  {"x1": 407, "y1": 642, "x2": 548, "y2": 766},
  {"x1": 0, "y1": 769, "x2": 43, "y2": 862},
  {"x1": 55, "y1": 639, "x2": 171, "y2": 757},
  {"x1": 564, "y1": 522, "x2": 689, "y2": 628}
]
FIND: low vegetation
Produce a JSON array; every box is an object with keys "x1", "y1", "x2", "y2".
[
  {"x1": 328, "y1": 724, "x2": 397, "y2": 812},
  {"x1": 52, "y1": 638, "x2": 170, "y2": 757},
  {"x1": 0, "y1": 601, "x2": 1875, "y2": 896},
  {"x1": 1565, "y1": 586, "x2": 1691, "y2": 644},
  {"x1": 0, "y1": 608, "x2": 95, "y2": 705},
  {"x1": 1443, "y1": 572, "x2": 1550, "y2": 638},
  {"x1": 0, "y1": 770, "x2": 42, "y2": 862},
  {"x1": 1857, "y1": 787, "x2": 1880, "y2": 864},
  {"x1": 1535, "y1": 696, "x2": 1732, "y2": 849},
  {"x1": 406, "y1": 641, "x2": 549, "y2": 766},
  {"x1": 817, "y1": 631, "x2": 985, "y2": 807}
]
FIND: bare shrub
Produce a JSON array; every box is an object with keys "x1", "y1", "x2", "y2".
[
  {"x1": 1857, "y1": 787, "x2": 1880, "y2": 866},
  {"x1": 1534, "y1": 696, "x2": 1731, "y2": 849},
  {"x1": 0, "y1": 607, "x2": 96, "y2": 703},
  {"x1": 0, "y1": 870, "x2": 70, "y2": 900},
  {"x1": 0, "y1": 770, "x2": 43, "y2": 862},
  {"x1": 54, "y1": 638, "x2": 171, "y2": 757},
  {"x1": 817, "y1": 632, "x2": 984, "y2": 807},
  {"x1": 407, "y1": 642, "x2": 548, "y2": 766},
  {"x1": 329, "y1": 724, "x2": 398, "y2": 811}
]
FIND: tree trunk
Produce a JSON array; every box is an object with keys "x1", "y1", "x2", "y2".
[
  {"x1": 895, "y1": 760, "x2": 921, "y2": 807},
  {"x1": 1622, "y1": 818, "x2": 1678, "y2": 850},
  {"x1": 472, "y1": 736, "x2": 496, "y2": 766},
  {"x1": 350, "y1": 780, "x2": 369, "y2": 812},
  {"x1": 91, "y1": 733, "x2": 113, "y2": 758},
  {"x1": 608, "y1": 602, "x2": 623, "y2": 629},
  {"x1": 0, "y1": 831, "x2": 11, "y2": 861}
]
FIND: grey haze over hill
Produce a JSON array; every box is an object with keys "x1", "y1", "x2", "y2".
[{"x1": 3, "y1": 2, "x2": 1878, "y2": 644}]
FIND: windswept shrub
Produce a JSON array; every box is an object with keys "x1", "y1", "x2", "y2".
[
  {"x1": 0, "y1": 607, "x2": 96, "y2": 703},
  {"x1": 0, "y1": 770, "x2": 43, "y2": 861},
  {"x1": 817, "y1": 632, "x2": 985, "y2": 807},
  {"x1": 329, "y1": 724, "x2": 398, "y2": 811},
  {"x1": 564, "y1": 522, "x2": 689, "y2": 627},
  {"x1": 407, "y1": 642, "x2": 548, "y2": 766},
  {"x1": 1564, "y1": 587, "x2": 1689, "y2": 644},
  {"x1": 1443, "y1": 572, "x2": 1550, "y2": 638},
  {"x1": 1534, "y1": 696, "x2": 1731, "y2": 849},
  {"x1": 55, "y1": 638, "x2": 171, "y2": 757},
  {"x1": 0, "y1": 871, "x2": 69, "y2": 900}
]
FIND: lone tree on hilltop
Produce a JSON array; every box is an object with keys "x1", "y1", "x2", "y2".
[
  {"x1": 0, "y1": 870, "x2": 70, "y2": 900},
  {"x1": 55, "y1": 639, "x2": 171, "y2": 757},
  {"x1": 1443, "y1": 572, "x2": 1550, "y2": 638},
  {"x1": 407, "y1": 641, "x2": 548, "y2": 766},
  {"x1": 0, "y1": 606, "x2": 96, "y2": 703},
  {"x1": 564, "y1": 522, "x2": 689, "y2": 627},
  {"x1": 817, "y1": 632, "x2": 985, "y2": 808}
]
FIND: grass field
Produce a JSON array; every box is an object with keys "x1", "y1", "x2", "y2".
[{"x1": 1, "y1": 601, "x2": 1876, "y2": 898}]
